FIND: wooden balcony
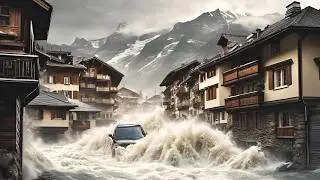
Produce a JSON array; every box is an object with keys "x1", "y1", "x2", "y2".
[
  {"x1": 277, "y1": 126, "x2": 294, "y2": 139},
  {"x1": 0, "y1": 53, "x2": 40, "y2": 104},
  {"x1": 225, "y1": 91, "x2": 263, "y2": 109},
  {"x1": 96, "y1": 86, "x2": 110, "y2": 92},
  {"x1": 223, "y1": 61, "x2": 259, "y2": 85}
]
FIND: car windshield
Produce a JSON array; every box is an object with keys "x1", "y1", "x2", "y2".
[{"x1": 114, "y1": 126, "x2": 144, "y2": 140}]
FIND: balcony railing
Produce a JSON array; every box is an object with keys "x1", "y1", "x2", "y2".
[
  {"x1": 96, "y1": 86, "x2": 110, "y2": 92},
  {"x1": 277, "y1": 126, "x2": 294, "y2": 138},
  {"x1": 177, "y1": 100, "x2": 190, "y2": 110},
  {"x1": 82, "y1": 72, "x2": 96, "y2": 78},
  {"x1": 225, "y1": 91, "x2": 263, "y2": 109},
  {"x1": 0, "y1": 53, "x2": 39, "y2": 80},
  {"x1": 223, "y1": 61, "x2": 259, "y2": 85},
  {"x1": 96, "y1": 74, "x2": 110, "y2": 80}
]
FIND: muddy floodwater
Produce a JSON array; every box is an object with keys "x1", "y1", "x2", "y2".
[{"x1": 23, "y1": 108, "x2": 320, "y2": 180}]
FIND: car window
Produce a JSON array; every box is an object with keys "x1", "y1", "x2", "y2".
[{"x1": 114, "y1": 126, "x2": 144, "y2": 140}]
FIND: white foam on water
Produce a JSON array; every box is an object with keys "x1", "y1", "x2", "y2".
[{"x1": 23, "y1": 107, "x2": 279, "y2": 180}]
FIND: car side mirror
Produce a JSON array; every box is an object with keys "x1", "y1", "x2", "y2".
[{"x1": 108, "y1": 134, "x2": 113, "y2": 139}]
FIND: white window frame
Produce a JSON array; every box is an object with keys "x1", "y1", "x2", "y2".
[
  {"x1": 274, "y1": 68, "x2": 287, "y2": 89},
  {"x1": 64, "y1": 77, "x2": 70, "y2": 85},
  {"x1": 49, "y1": 75, "x2": 54, "y2": 84}
]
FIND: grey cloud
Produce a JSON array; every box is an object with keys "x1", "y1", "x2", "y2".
[{"x1": 47, "y1": 0, "x2": 320, "y2": 44}]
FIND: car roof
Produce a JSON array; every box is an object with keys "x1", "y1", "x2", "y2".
[{"x1": 116, "y1": 124, "x2": 141, "y2": 128}]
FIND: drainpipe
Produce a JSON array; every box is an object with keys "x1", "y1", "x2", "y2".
[{"x1": 298, "y1": 33, "x2": 309, "y2": 168}]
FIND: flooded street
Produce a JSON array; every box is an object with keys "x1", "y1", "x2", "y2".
[{"x1": 22, "y1": 109, "x2": 320, "y2": 180}]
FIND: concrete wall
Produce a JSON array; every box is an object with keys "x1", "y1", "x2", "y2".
[
  {"x1": 264, "y1": 33, "x2": 299, "y2": 102},
  {"x1": 302, "y1": 34, "x2": 320, "y2": 97},
  {"x1": 36, "y1": 109, "x2": 69, "y2": 128}
]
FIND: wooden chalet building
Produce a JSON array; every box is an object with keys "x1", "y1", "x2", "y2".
[
  {"x1": 36, "y1": 49, "x2": 86, "y2": 99},
  {"x1": 79, "y1": 56, "x2": 124, "y2": 126},
  {"x1": 116, "y1": 87, "x2": 142, "y2": 112},
  {"x1": 0, "y1": 0, "x2": 52, "y2": 178},
  {"x1": 27, "y1": 91, "x2": 77, "y2": 137},
  {"x1": 160, "y1": 60, "x2": 200, "y2": 119},
  {"x1": 199, "y1": 1, "x2": 320, "y2": 169}
]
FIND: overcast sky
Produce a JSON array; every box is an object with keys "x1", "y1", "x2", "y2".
[{"x1": 47, "y1": 0, "x2": 320, "y2": 45}]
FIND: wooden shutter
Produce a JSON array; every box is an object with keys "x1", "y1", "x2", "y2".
[
  {"x1": 213, "y1": 87, "x2": 217, "y2": 99},
  {"x1": 268, "y1": 70, "x2": 274, "y2": 90},
  {"x1": 285, "y1": 65, "x2": 292, "y2": 85}
]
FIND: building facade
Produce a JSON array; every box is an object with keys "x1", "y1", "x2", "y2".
[
  {"x1": 37, "y1": 49, "x2": 86, "y2": 99},
  {"x1": 0, "y1": 0, "x2": 52, "y2": 179},
  {"x1": 160, "y1": 61, "x2": 200, "y2": 119},
  {"x1": 198, "y1": 1, "x2": 320, "y2": 169},
  {"x1": 27, "y1": 91, "x2": 77, "y2": 136},
  {"x1": 116, "y1": 87, "x2": 142, "y2": 114},
  {"x1": 79, "y1": 57, "x2": 124, "y2": 126}
]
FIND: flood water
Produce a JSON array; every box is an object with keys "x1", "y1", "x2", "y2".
[{"x1": 23, "y1": 108, "x2": 320, "y2": 180}]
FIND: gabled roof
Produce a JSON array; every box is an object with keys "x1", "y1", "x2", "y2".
[
  {"x1": 28, "y1": 91, "x2": 77, "y2": 108},
  {"x1": 118, "y1": 87, "x2": 141, "y2": 98},
  {"x1": 214, "y1": 6, "x2": 320, "y2": 64},
  {"x1": 200, "y1": 6, "x2": 320, "y2": 70},
  {"x1": 160, "y1": 60, "x2": 200, "y2": 86},
  {"x1": 46, "y1": 61, "x2": 86, "y2": 70},
  {"x1": 80, "y1": 56, "x2": 124, "y2": 86}
]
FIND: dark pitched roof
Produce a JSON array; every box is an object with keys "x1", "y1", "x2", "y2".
[
  {"x1": 200, "y1": 6, "x2": 320, "y2": 70},
  {"x1": 46, "y1": 61, "x2": 86, "y2": 70},
  {"x1": 80, "y1": 56, "x2": 124, "y2": 86},
  {"x1": 160, "y1": 60, "x2": 200, "y2": 86},
  {"x1": 68, "y1": 99, "x2": 102, "y2": 112},
  {"x1": 28, "y1": 91, "x2": 77, "y2": 108},
  {"x1": 118, "y1": 87, "x2": 141, "y2": 98}
]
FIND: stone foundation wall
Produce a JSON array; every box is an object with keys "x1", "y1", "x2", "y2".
[{"x1": 232, "y1": 104, "x2": 307, "y2": 168}]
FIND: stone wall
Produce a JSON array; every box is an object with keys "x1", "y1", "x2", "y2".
[{"x1": 231, "y1": 103, "x2": 307, "y2": 169}]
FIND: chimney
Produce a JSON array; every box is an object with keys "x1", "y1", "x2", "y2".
[
  {"x1": 217, "y1": 35, "x2": 229, "y2": 55},
  {"x1": 285, "y1": 1, "x2": 301, "y2": 18},
  {"x1": 256, "y1": 28, "x2": 262, "y2": 38}
]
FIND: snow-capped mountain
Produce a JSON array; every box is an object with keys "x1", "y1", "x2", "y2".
[{"x1": 39, "y1": 9, "x2": 282, "y2": 95}]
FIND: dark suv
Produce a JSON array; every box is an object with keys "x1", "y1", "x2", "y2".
[{"x1": 108, "y1": 124, "x2": 146, "y2": 157}]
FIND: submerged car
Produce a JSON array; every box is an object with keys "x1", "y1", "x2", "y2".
[{"x1": 108, "y1": 124, "x2": 146, "y2": 157}]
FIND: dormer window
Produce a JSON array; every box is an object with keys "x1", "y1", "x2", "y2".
[{"x1": 0, "y1": 6, "x2": 10, "y2": 26}]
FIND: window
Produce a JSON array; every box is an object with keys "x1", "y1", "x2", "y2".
[
  {"x1": 221, "y1": 111, "x2": 225, "y2": 120},
  {"x1": 268, "y1": 62, "x2": 292, "y2": 90},
  {"x1": 87, "y1": 83, "x2": 96, "y2": 88},
  {"x1": 239, "y1": 113, "x2": 247, "y2": 130},
  {"x1": 200, "y1": 73, "x2": 206, "y2": 82},
  {"x1": 63, "y1": 91, "x2": 72, "y2": 98},
  {"x1": 80, "y1": 82, "x2": 86, "y2": 88},
  {"x1": 278, "y1": 112, "x2": 292, "y2": 127},
  {"x1": 0, "y1": 6, "x2": 10, "y2": 26},
  {"x1": 206, "y1": 86, "x2": 217, "y2": 101},
  {"x1": 89, "y1": 68, "x2": 96, "y2": 77},
  {"x1": 51, "y1": 110, "x2": 66, "y2": 120},
  {"x1": 48, "y1": 75, "x2": 54, "y2": 84},
  {"x1": 64, "y1": 77, "x2": 70, "y2": 85},
  {"x1": 273, "y1": 67, "x2": 290, "y2": 89},
  {"x1": 207, "y1": 68, "x2": 216, "y2": 78}
]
